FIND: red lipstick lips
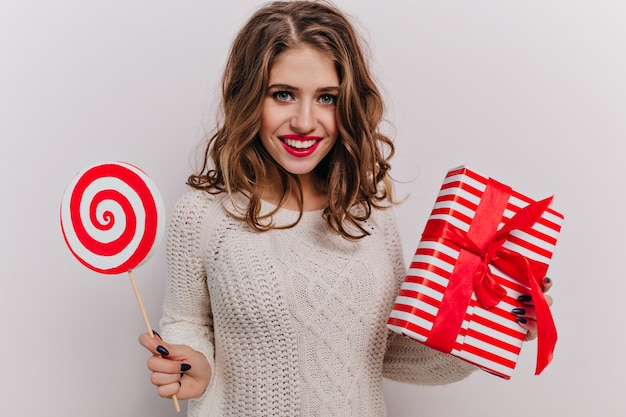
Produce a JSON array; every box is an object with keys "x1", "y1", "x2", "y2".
[
  {"x1": 279, "y1": 134, "x2": 323, "y2": 141},
  {"x1": 278, "y1": 134, "x2": 323, "y2": 157}
]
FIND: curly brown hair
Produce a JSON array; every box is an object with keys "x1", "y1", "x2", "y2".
[{"x1": 188, "y1": 0, "x2": 396, "y2": 239}]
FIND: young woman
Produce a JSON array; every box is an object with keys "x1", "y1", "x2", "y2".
[{"x1": 139, "y1": 1, "x2": 552, "y2": 416}]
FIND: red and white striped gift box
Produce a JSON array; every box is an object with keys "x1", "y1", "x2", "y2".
[{"x1": 387, "y1": 166, "x2": 564, "y2": 379}]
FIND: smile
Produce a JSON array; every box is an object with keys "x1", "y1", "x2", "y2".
[{"x1": 278, "y1": 134, "x2": 323, "y2": 157}]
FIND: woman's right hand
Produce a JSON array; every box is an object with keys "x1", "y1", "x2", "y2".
[{"x1": 138, "y1": 332, "x2": 212, "y2": 400}]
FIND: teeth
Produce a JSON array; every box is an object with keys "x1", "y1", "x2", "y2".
[{"x1": 284, "y1": 138, "x2": 317, "y2": 149}]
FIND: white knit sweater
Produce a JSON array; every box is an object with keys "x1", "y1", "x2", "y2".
[{"x1": 160, "y1": 190, "x2": 475, "y2": 417}]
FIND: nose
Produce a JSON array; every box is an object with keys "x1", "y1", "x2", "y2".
[{"x1": 290, "y1": 102, "x2": 315, "y2": 133}]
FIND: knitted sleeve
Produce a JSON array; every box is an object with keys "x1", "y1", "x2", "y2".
[
  {"x1": 381, "y1": 208, "x2": 478, "y2": 385},
  {"x1": 159, "y1": 190, "x2": 216, "y2": 372}
]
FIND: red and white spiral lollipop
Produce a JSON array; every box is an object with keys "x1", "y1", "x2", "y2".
[
  {"x1": 60, "y1": 161, "x2": 180, "y2": 412},
  {"x1": 60, "y1": 161, "x2": 165, "y2": 274}
]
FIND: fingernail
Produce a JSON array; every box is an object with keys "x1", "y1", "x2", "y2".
[
  {"x1": 544, "y1": 276, "x2": 552, "y2": 285},
  {"x1": 152, "y1": 330, "x2": 162, "y2": 340},
  {"x1": 156, "y1": 345, "x2": 169, "y2": 356},
  {"x1": 517, "y1": 317, "x2": 528, "y2": 324},
  {"x1": 517, "y1": 294, "x2": 532, "y2": 302},
  {"x1": 181, "y1": 363, "x2": 192, "y2": 372},
  {"x1": 511, "y1": 308, "x2": 526, "y2": 315}
]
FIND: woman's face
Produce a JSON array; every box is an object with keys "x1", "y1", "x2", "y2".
[{"x1": 259, "y1": 46, "x2": 339, "y2": 178}]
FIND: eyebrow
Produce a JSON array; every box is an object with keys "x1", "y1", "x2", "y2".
[{"x1": 268, "y1": 84, "x2": 339, "y2": 93}]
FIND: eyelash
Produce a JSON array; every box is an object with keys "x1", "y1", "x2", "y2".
[{"x1": 271, "y1": 91, "x2": 337, "y2": 105}]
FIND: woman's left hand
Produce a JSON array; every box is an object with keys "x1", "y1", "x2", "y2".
[{"x1": 511, "y1": 276, "x2": 553, "y2": 341}]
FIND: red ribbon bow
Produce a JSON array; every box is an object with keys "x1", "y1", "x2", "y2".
[{"x1": 421, "y1": 178, "x2": 557, "y2": 375}]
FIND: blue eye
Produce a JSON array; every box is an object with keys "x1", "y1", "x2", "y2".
[
  {"x1": 318, "y1": 94, "x2": 337, "y2": 105},
  {"x1": 273, "y1": 91, "x2": 293, "y2": 102}
]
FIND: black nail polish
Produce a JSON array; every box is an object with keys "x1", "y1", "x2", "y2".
[
  {"x1": 511, "y1": 308, "x2": 526, "y2": 315},
  {"x1": 152, "y1": 330, "x2": 162, "y2": 340},
  {"x1": 156, "y1": 345, "x2": 169, "y2": 356},
  {"x1": 517, "y1": 294, "x2": 532, "y2": 302},
  {"x1": 544, "y1": 276, "x2": 552, "y2": 284},
  {"x1": 181, "y1": 363, "x2": 192, "y2": 372},
  {"x1": 517, "y1": 317, "x2": 528, "y2": 324}
]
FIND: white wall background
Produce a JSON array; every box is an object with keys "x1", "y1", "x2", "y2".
[{"x1": 1, "y1": 0, "x2": 624, "y2": 416}]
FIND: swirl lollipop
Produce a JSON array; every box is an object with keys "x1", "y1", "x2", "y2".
[
  {"x1": 60, "y1": 161, "x2": 164, "y2": 273},
  {"x1": 60, "y1": 161, "x2": 179, "y2": 412}
]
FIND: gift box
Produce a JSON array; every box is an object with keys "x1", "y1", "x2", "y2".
[{"x1": 387, "y1": 166, "x2": 564, "y2": 379}]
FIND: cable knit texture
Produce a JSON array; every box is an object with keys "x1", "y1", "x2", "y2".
[{"x1": 160, "y1": 190, "x2": 476, "y2": 417}]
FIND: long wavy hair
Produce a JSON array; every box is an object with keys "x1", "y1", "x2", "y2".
[{"x1": 188, "y1": 0, "x2": 396, "y2": 239}]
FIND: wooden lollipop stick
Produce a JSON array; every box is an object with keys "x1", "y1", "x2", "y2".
[{"x1": 128, "y1": 269, "x2": 181, "y2": 413}]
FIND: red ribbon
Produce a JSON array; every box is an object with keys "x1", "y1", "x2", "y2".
[{"x1": 421, "y1": 178, "x2": 557, "y2": 375}]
